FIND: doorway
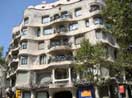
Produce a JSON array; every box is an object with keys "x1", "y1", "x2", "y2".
[{"x1": 54, "y1": 91, "x2": 72, "y2": 98}]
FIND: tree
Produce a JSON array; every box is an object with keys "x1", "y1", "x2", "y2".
[
  {"x1": 101, "y1": 2, "x2": 132, "y2": 98},
  {"x1": 75, "y1": 0, "x2": 132, "y2": 83},
  {"x1": 101, "y1": 0, "x2": 132, "y2": 77},
  {"x1": 74, "y1": 39, "x2": 114, "y2": 98},
  {"x1": 101, "y1": 0, "x2": 132, "y2": 47},
  {"x1": 0, "y1": 46, "x2": 6, "y2": 98},
  {"x1": 74, "y1": 39, "x2": 112, "y2": 84},
  {"x1": 0, "y1": 47, "x2": 5, "y2": 65}
]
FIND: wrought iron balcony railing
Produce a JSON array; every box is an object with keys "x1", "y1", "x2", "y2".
[
  {"x1": 49, "y1": 42, "x2": 71, "y2": 49},
  {"x1": 51, "y1": 14, "x2": 72, "y2": 22},
  {"x1": 50, "y1": 55, "x2": 74, "y2": 63}
]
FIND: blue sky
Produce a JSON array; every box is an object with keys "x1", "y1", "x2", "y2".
[{"x1": 0, "y1": 0, "x2": 56, "y2": 56}]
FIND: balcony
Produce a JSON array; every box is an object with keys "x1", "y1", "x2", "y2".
[
  {"x1": 89, "y1": 4, "x2": 100, "y2": 12},
  {"x1": 49, "y1": 55, "x2": 74, "y2": 67},
  {"x1": 50, "y1": 55, "x2": 74, "y2": 63},
  {"x1": 10, "y1": 67, "x2": 17, "y2": 76},
  {"x1": 55, "y1": 28, "x2": 68, "y2": 34},
  {"x1": 49, "y1": 68, "x2": 73, "y2": 88},
  {"x1": 13, "y1": 34, "x2": 21, "y2": 40},
  {"x1": 50, "y1": 41, "x2": 71, "y2": 48},
  {"x1": 48, "y1": 42, "x2": 72, "y2": 53},
  {"x1": 10, "y1": 56, "x2": 19, "y2": 65},
  {"x1": 51, "y1": 13, "x2": 72, "y2": 23},
  {"x1": 11, "y1": 45, "x2": 19, "y2": 51},
  {"x1": 34, "y1": 79, "x2": 52, "y2": 88},
  {"x1": 11, "y1": 46, "x2": 19, "y2": 54}
]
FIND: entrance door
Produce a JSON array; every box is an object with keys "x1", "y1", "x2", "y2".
[{"x1": 54, "y1": 91, "x2": 72, "y2": 98}]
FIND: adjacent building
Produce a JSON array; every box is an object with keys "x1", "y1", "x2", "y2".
[
  {"x1": 6, "y1": 0, "x2": 122, "y2": 98},
  {"x1": 0, "y1": 65, "x2": 6, "y2": 98}
]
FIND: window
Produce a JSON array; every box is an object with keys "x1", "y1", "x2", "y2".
[
  {"x1": 21, "y1": 42, "x2": 27, "y2": 49},
  {"x1": 51, "y1": 54, "x2": 72, "y2": 62},
  {"x1": 23, "y1": 92, "x2": 31, "y2": 98},
  {"x1": 107, "y1": 34, "x2": 115, "y2": 45},
  {"x1": 105, "y1": 23, "x2": 112, "y2": 29},
  {"x1": 55, "y1": 68, "x2": 68, "y2": 79},
  {"x1": 61, "y1": 11, "x2": 70, "y2": 19},
  {"x1": 95, "y1": 29, "x2": 103, "y2": 39},
  {"x1": 61, "y1": 11, "x2": 68, "y2": 18},
  {"x1": 90, "y1": 4, "x2": 100, "y2": 12},
  {"x1": 75, "y1": 8, "x2": 82, "y2": 17},
  {"x1": 38, "y1": 41, "x2": 44, "y2": 50},
  {"x1": 42, "y1": 16, "x2": 50, "y2": 24},
  {"x1": 94, "y1": 16, "x2": 103, "y2": 25},
  {"x1": 53, "y1": 14, "x2": 60, "y2": 20},
  {"x1": 43, "y1": 28, "x2": 54, "y2": 35},
  {"x1": 36, "y1": 28, "x2": 40, "y2": 37},
  {"x1": 40, "y1": 55, "x2": 47, "y2": 64},
  {"x1": 85, "y1": 20, "x2": 89, "y2": 27},
  {"x1": 24, "y1": 17, "x2": 29, "y2": 24},
  {"x1": 59, "y1": 25, "x2": 67, "y2": 32},
  {"x1": 69, "y1": 23, "x2": 78, "y2": 31},
  {"x1": 21, "y1": 56, "x2": 28, "y2": 65},
  {"x1": 103, "y1": 46, "x2": 109, "y2": 59},
  {"x1": 21, "y1": 28, "x2": 27, "y2": 36}
]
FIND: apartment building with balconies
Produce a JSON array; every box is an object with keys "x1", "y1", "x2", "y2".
[{"x1": 6, "y1": 0, "x2": 119, "y2": 98}]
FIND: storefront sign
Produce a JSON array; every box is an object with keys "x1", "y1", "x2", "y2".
[
  {"x1": 81, "y1": 90, "x2": 92, "y2": 97},
  {"x1": 78, "y1": 85, "x2": 95, "y2": 98},
  {"x1": 119, "y1": 85, "x2": 125, "y2": 94},
  {"x1": 16, "y1": 90, "x2": 21, "y2": 98}
]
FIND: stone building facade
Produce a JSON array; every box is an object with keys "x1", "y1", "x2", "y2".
[
  {"x1": 6, "y1": 0, "x2": 120, "y2": 98},
  {"x1": 0, "y1": 65, "x2": 6, "y2": 98}
]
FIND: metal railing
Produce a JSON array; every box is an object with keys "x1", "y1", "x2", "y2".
[
  {"x1": 51, "y1": 14, "x2": 72, "y2": 21},
  {"x1": 50, "y1": 55, "x2": 74, "y2": 62},
  {"x1": 49, "y1": 42, "x2": 71, "y2": 49}
]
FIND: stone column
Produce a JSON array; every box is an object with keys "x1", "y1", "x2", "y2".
[
  {"x1": 89, "y1": 17, "x2": 94, "y2": 26},
  {"x1": 49, "y1": 91, "x2": 53, "y2": 98},
  {"x1": 95, "y1": 86, "x2": 100, "y2": 98},
  {"x1": 45, "y1": 40, "x2": 50, "y2": 50},
  {"x1": 52, "y1": 69, "x2": 55, "y2": 84},
  {"x1": 40, "y1": 27, "x2": 43, "y2": 36},
  {"x1": 77, "y1": 73, "x2": 80, "y2": 81},
  {"x1": 31, "y1": 91, "x2": 35, "y2": 98},
  {"x1": 68, "y1": 67, "x2": 72, "y2": 84},
  {"x1": 72, "y1": 88, "x2": 76, "y2": 98},
  {"x1": 69, "y1": 36, "x2": 75, "y2": 48}
]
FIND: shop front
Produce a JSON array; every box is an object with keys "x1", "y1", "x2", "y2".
[{"x1": 77, "y1": 85, "x2": 95, "y2": 98}]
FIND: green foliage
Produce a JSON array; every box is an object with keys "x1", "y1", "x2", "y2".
[
  {"x1": 74, "y1": 39, "x2": 111, "y2": 82},
  {"x1": 0, "y1": 46, "x2": 5, "y2": 65},
  {"x1": 101, "y1": 0, "x2": 132, "y2": 47},
  {"x1": 76, "y1": 39, "x2": 106, "y2": 64},
  {"x1": 74, "y1": 0, "x2": 132, "y2": 84},
  {"x1": 114, "y1": 48, "x2": 132, "y2": 68},
  {"x1": 101, "y1": 0, "x2": 132, "y2": 76}
]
